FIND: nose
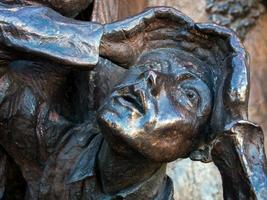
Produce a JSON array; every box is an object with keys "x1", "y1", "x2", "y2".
[
  {"x1": 144, "y1": 70, "x2": 161, "y2": 96},
  {"x1": 146, "y1": 70, "x2": 157, "y2": 87}
]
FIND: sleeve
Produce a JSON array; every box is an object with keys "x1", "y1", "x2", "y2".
[
  {"x1": 0, "y1": 3, "x2": 103, "y2": 67},
  {"x1": 212, "y1": 120, "x2": 267, "y2": 199}
]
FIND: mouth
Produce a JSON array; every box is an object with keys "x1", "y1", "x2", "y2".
[
  {"x1": 117, "y1": 92, "x2": 145, "y2": 114},
  {"x1": 111, "y1": 82, "x2": 146, "y2": 115}
]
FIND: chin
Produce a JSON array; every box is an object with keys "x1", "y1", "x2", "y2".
[
  {"x1": 133, "y1": 142, "x2": 189, "y2": 163},
  {"x1": 97, "y1": 110, "x2": 137, "y2": 156},
  {"x1": 97, "y1": 109, "x2": 195, "y2": 162}
]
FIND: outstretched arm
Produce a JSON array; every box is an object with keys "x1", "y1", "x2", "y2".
[
  {"x1": 0, "y1": 3, "x2": 103, "y2": 69},
  {"x1": 212, "y1": 121, "x2": 267, "y2": 200}
]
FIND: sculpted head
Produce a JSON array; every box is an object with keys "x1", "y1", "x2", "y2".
[
  {"x1": 97, "y1": 48, "x2": 213, "y2": 162},
  {"x1": 97, "y1": 7, "x2": 249, "y2": 163}
]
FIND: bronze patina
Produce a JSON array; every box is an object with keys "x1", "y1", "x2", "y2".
[{"x1": 0, "y1": 2, "x2": 266, "y2": 200}]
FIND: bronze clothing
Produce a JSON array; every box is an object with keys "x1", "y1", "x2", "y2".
[
  {"x1": 0, "y1": 3, "x2": 173, "y2": 199},
  {"x1": 0, "y1": 4, "x2": 103, "y2": 196},
  {"x1": 0, "y1": 70, "x2": 173, "y2": 199},
  {"x1": 39, "y1": 120, "x2": 173, "y2": 200}
]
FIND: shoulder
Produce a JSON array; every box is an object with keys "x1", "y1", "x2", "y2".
[{"x1": 40, "y1": 119, "x2": 103, "y2": 198}]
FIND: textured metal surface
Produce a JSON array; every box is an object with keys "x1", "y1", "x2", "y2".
[
  {"x1": 91, "y1": 2, "x2": 220, "y2": 199},
  {"x1": 0, "y1": 3, "x2": 103, "y2": 67},
  {"x1": 0, "y1": 0, "x2": 93, "y2": 17},
  {"x1": 0, "y1": 2, "x2": 266, "y2": 200}
]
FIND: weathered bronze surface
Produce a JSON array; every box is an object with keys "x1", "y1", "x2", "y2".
[{"x1": 0, "y1": 2, "x2": 266, "y2": 200}]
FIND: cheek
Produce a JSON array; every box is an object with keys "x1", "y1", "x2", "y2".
[
  {"x1": 158, "y1": 120, "x2": 200, "y2": 158},
  {"x1": 97, "y1": 104, "x2": 148, "y2": 145},
  {"x1": 126, "y1": 117, "x2": 201, "y2": 162}
]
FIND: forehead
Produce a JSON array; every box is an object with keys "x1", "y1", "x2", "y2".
[{"x1": 136, "y1": 48, "x2": 213, "y2": 85}]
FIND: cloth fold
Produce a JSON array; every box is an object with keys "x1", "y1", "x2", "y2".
[{"x1": 0, "y1": 3, "x2": 103, "y2": 67}]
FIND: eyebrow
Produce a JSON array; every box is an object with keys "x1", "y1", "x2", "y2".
[{"x1": 174, "y1": 71, "x2": 198, "y2": 82}]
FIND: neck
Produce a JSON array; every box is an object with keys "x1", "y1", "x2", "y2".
[{"x1": 97, "y1": 140, "x2": 165, "y2": 195}]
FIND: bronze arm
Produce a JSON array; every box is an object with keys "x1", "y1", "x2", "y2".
[
  {"x1": 0, "y1": 3, "x2": 103, "y2": 68},
  {"x1": 212, "y1": 121, "x2": 267, "y2": 200}
]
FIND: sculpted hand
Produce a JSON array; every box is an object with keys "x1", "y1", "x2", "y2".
[{"x1": 211, "y1": 120, "x2": 267, "y2": 200}]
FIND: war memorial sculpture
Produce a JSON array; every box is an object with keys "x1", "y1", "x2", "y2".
[{"x1": 0, "y1": 1, "x2": 266, "y2": 199}]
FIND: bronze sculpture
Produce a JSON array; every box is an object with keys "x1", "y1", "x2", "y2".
[{"x1": 0, "y1": 2, "x2": 266, "y2": 200}]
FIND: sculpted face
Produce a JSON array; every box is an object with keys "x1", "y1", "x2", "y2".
[{"x1": 97, "y1": 48, "x2": 212, "y2": 162}]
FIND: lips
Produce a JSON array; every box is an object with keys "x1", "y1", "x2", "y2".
[{"x1": 117, "y1": 92, "x2": 145, "y2": 114}]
